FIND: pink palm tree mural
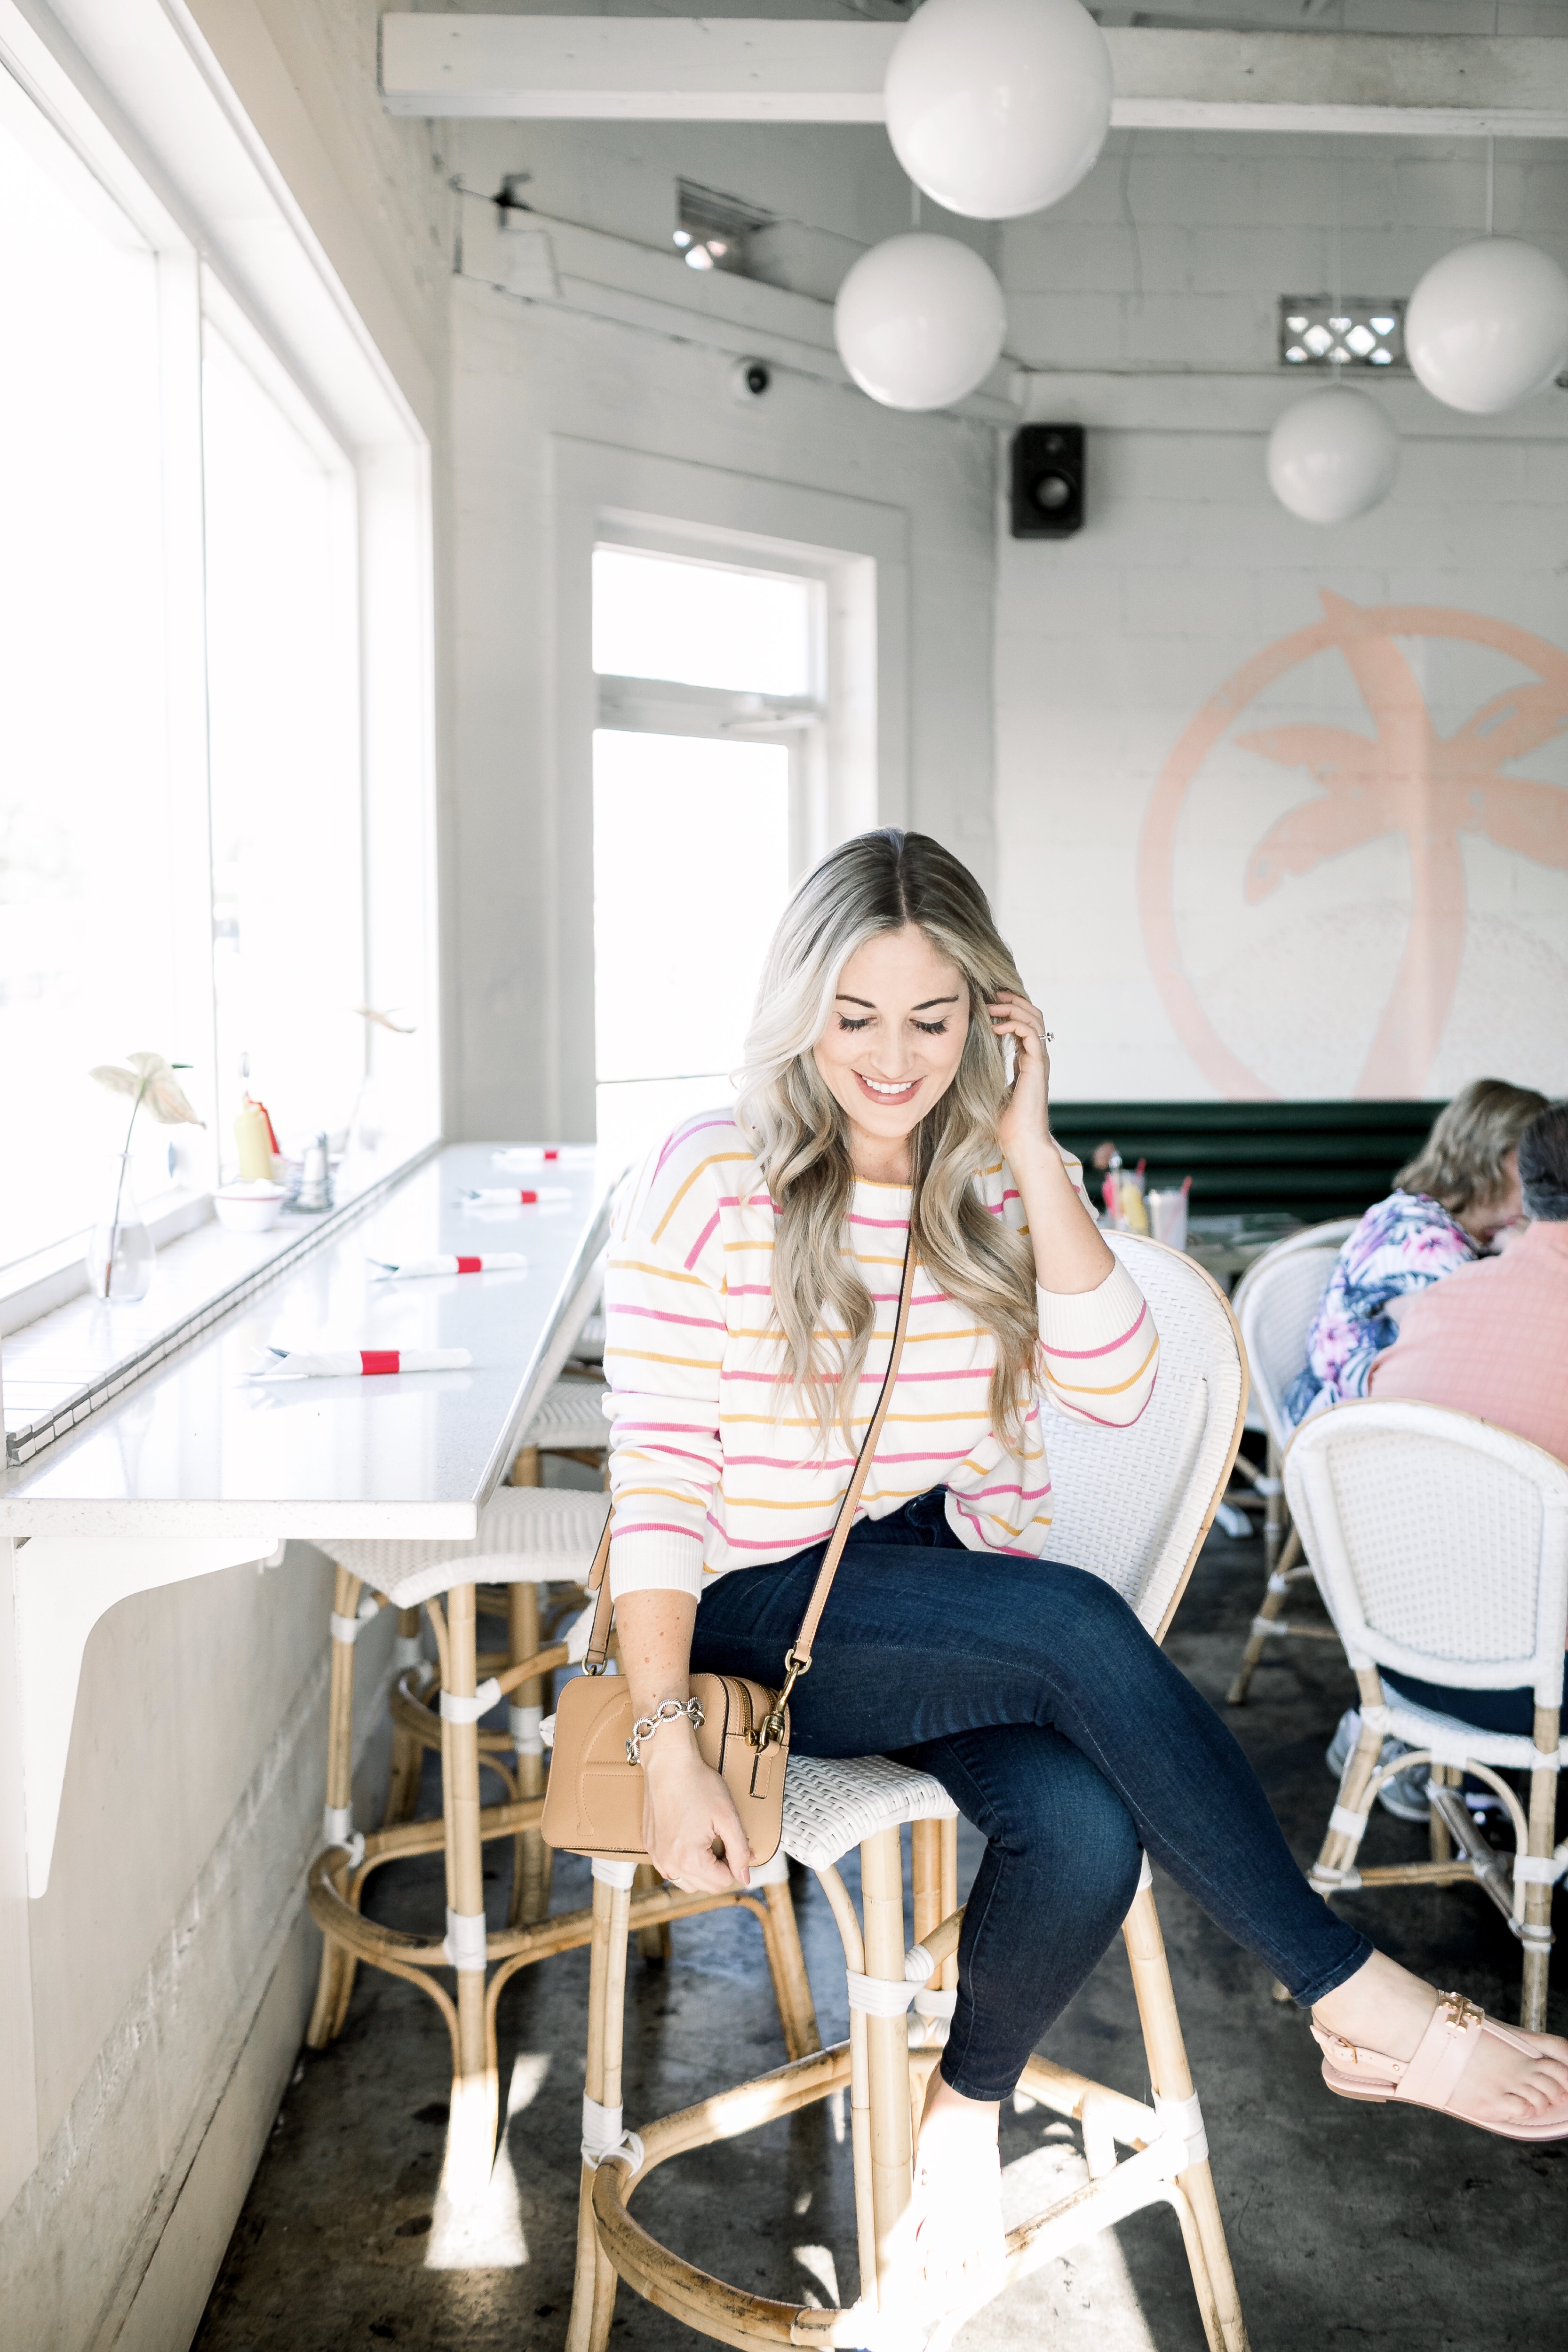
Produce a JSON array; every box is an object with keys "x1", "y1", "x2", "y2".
[{"x1": 1139, "y1": 591, "x2": 1568, "y2": 1098}]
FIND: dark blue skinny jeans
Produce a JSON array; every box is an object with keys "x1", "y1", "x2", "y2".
[{"x1": 690, "y1": 1490, "x2": 1370, "y2": 2102}]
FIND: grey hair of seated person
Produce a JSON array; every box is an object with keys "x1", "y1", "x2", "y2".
[{"x1": 1518, "y1": 1101, "x2": 1568, "y2": 1223}]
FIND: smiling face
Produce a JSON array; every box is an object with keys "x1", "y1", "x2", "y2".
[{"x1": 812, "y1": 925, "x2": 971, "y2": 1179}]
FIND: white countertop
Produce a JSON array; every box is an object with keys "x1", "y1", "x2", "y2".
[{"x1": 0, "y1": 1145, "x2": 617, "y2": 1541}]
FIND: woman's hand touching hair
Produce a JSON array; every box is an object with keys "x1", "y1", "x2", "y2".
[
  {"x1": 987, "y1": 989, "x2": 1053, "y2": 1176},
  {"x1": 987, "y1": 990, "x2": 1113, "y2": 1297}
]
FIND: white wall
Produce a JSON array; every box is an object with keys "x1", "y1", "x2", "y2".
[
  {"x1": 996, "y1": 129, "x2": 1568, "y2": 1104},
  {"x1": 444, "y1": 166, "x2": 999, "y2": 1142},
  {"x1": 0, "y1": 1540, "x2": 398, "y2": 2349}
]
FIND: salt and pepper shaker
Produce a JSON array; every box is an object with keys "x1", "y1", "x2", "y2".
[{"x1": 296, "y1": 1131, "x2": 334, "y2": 1214}]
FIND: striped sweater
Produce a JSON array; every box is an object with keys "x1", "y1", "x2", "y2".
[{"x1": 603, "y1": 1114, "x2": 1160, "y2": 1601}]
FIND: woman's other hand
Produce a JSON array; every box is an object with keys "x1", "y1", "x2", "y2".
[
  {"x1": 641, "y1": 1718, "x2": 754, "y2": 1891},
  {"x1": 616, "y1": 1585, "x2": 752, "y2": 1891},
  {"x1": 989, "y1": 990, "x2": 1052, "y2": 1171}
]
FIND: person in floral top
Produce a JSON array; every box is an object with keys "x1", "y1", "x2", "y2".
[{"x1": 1286, "y1": 1078, "x2": 1546, "y2": 1423}]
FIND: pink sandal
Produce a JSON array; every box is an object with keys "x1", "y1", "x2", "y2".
[{"x1": 1313, "y1": 1991, "x2": 1568, "y2": 2144}]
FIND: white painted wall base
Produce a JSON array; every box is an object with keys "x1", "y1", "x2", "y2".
[{"x1": 0, "y1": 1545, "x2": 400, "y2": 2352}]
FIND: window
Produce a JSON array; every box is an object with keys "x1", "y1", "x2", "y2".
[
  {"x1": 204, "y1": 324, "x2": 364, "y2": 1160},
  {"x1": 0, "y1": 88, "x2": 184, "y2": 1271},
  {"x1": 590, "y1": 544, "x2": 824, "y2": 1165},
  {"x1": 0, "y1": 30, "x2": 436, "y2": 1309}
]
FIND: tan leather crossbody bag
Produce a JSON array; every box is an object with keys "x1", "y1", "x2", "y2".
[{"x1": 541, "y1": 1229, "x2": 917, "y2": 1864}]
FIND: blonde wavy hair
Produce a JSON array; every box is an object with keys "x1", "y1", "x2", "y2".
[
  {"x1": 735, "y1": 829, "x2": 1039, "y2": 1451},
  {"x1": 1394, "y1": 1077, "x2": 1547, "y2": 1216}
]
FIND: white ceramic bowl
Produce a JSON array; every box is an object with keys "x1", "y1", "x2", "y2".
[{"x1": 214, "y1": 1185, "x2": 287, "y2": 1233}]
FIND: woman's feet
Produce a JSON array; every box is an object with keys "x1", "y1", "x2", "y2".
[
  {"x1": 1311, "y1": 1950, "x2": 1568, "y2": 2136},
  {"x1": 903, "y1": 2074, "x2": 1006, "y2": 2325}
]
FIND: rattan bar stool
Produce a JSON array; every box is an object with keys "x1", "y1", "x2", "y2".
[
  {"x1": 1287, "y1": 1400, "x2": 1568, "y2": 2030},
  {"x1": 303, "y1": 1498, "x2": 820, "y2": 2203},
  {"x1": 572, "y1": 1754, "x2": 1245, "y2": 2352},
  {"x1": 568, "y1": 1230, "x2": 1250, "y2": 2350},
  {"x1": 305, "y1": 1489, "x2": 612, "y2": 2057},
  {"x1": 380, "y1": 1380, "x2": 612, "y2": 1884},
  {"x1": 1226, "y1": 1221, "x2": 1354, "y2": 1705},
  {"x1": 510, "y1": 1370, "x2": 611, "y2": 1490}
]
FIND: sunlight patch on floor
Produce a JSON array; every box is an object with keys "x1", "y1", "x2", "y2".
[{"x1": 424, "y1": 2052, "x2": 551, "y2": 2272}]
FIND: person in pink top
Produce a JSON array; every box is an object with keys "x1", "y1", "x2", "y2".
[{"x1": 1368, "y1": 1099, "x2": 1568, "y2": 1735}]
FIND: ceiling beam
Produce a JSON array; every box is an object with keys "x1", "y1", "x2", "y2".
[{"x1": 381, "y1": 18, "x2": 1568, "y2": 139}]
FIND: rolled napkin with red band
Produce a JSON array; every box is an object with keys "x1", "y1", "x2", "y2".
[
  {"x1": 369, "y1": 1253, "x2": 527, "y2": 1279},
  {"x1": 249, "y1": 1347, "x2": 473, "y2": 1379},
  {"x1": 459, "y1": 1186, "x2": 571, "y2": 1206}
]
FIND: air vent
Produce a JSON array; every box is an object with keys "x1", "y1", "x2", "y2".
[
  {"x1": 674, "y1": 180, "x2": 774, "y2": 276},
  {"x1": 1278, "y1": 296, "x2": 1406, "y2": 371}
]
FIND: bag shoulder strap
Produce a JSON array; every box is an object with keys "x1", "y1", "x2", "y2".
[
  {"x1": 581, "y1": 1217, "x2": 919, "y2": 1679},
  {"x1": 785, "y1": 1224, "x2": 917, "y2": 1674}
]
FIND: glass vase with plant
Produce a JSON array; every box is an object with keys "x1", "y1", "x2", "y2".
[{"x1": 87, "y1": 1053, "x2": 203, "y2": 1301}]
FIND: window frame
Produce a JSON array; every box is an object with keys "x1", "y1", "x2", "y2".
[{"x1": 549, "y1": 436, "x2": 909, "y2": 1143}]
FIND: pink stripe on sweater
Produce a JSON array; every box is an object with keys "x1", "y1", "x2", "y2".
[
  {"x1": 615, "y1": 1303, "x2": 727, "y2": 1332},
  {"x1": 684, "y1": 1209, "x2": 720, "y2": 1270},
  {"x1": 620, "y1": 1444, "x2": 719, "y2": 1470},
  {"x1": 1040, "y1": 1302, "x2": 1146, "y2": 1360},
  {"x1": 613, "y1": 1521, "x2": 704, "y2": 1542}
]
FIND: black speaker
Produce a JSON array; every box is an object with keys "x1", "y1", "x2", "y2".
[{"x1": 1011, "y1": 424, "x2": 1085, "y2": 539}]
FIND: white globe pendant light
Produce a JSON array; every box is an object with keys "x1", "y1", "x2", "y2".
[
  {"x1": 835, "y1": 233, "x2": 1007, "y2": 411},
  {"x1": 1266, "y1": 388, "x2": 1400, "y2": 525},
  {"x1": 1405, "y1": 237, "x2": 1568, "y2": 415},
  {"x1": 884, "y1": 0, "x2": 1112, "y2": 222}
]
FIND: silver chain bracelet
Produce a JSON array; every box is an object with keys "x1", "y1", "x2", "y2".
[{"x1": 625, "y1": 1695, "x2": 705, "y2": 1765}]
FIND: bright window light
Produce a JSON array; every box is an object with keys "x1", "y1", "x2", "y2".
[
  {"x1": 203, "y1": 330, "x2": 365, "y2": 1162},
  {"x1": 593, "y1": 730, "x2": 790, "y2": 1158},
  {"x1": 0, "y1": 108, "x2": 180, "y2": 1272},
  {"x1": 592, "y1": 548, "x2": 813, "y2": 697}
]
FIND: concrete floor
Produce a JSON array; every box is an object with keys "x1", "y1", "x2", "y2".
[{"x1": 194, "y1": 1522, "x2": 1567, "y2": 2352}]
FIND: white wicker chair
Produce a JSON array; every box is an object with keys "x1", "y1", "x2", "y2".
[
  {"x1": 572, "y1": 1233, "x2": 1250, "y2": 2352},
  {"x1": 1226, "y1": 1219, "x2": 1355, "y2": 1703},
  {"x1": 304, "y1": 1482, "x2": 820, "y2": 2210},
  {"x1": 1285, "y1": 1399, "x2": 1568, "y2": 2030}
]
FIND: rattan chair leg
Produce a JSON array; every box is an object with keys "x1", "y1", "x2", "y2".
[
  {"x1": 1311, "y1": 1668, "x2": 1385, "y2": 1890},
  {"x1": 508, "y1": 1581, "x2": 552, "y2": 1928},
  {"x1": 860, "y1": 1827, "x2": 915, "y2": 2304},
  {"x1": 1429, "y1": 1764, "x2": 1456, "y2": 1865},
  {"x1": 758, "y1": 1879, "x2": 821, "y2": 2061},
  {"x1": 1225, "y1": 1526, "x2": 1305, "y2": 1707},
  {"x1": 511, "y1": 1443, "x2": 542, "y2": 1488},
  {"x1": 441, "y1": 1582, "x2": 500, "y2": 2198},
  {"x1": 567, "y1": 1870, "x2": 635, "y2": 2352},
  {"x1": 1521, "y1": 1705, "x2": 1560, "y2": 2032},
  {"x1": 383, "y1": 1608, "x2": 426, "y2": 1824},
  {"x1": 632, "y1": 1862, "x2": 673, "y2": 1961},
  {"x1": 1122, "y1": 1882, "x2": 1249, "y2": 2352},
  {"x1": 1262, "y1": 1432, "x2": 1284, "y2": 1576},
  {"x1": 307, "y1": 1568, "x2": 364, "y2": 2048},
  {"x1": 939, "y1": 1817, "x2": 959, "y2": 1997}
]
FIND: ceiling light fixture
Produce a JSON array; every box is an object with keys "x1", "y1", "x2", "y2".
[
  {"x1": 834, "y1": 232, "x2": 1007, "y2": 411},
  {"x1": 1266, "y1": 389, "x2": 1400, "y2": 525},
  {"x1": 884, "y1": 0, "x2": 1111, "y2": 222},
  {"x1": 1405, "y1": 238, "x2": 1568, "y2": 414}
]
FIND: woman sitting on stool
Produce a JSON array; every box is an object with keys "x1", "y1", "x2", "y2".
[{"x1": 602, "y1": 831, "x2": 1568, "y2": 2328}]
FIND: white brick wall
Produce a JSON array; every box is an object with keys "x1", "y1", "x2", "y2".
[{"x1": 998, "y1": 131, "x2": 1568, "y2": 1105}]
